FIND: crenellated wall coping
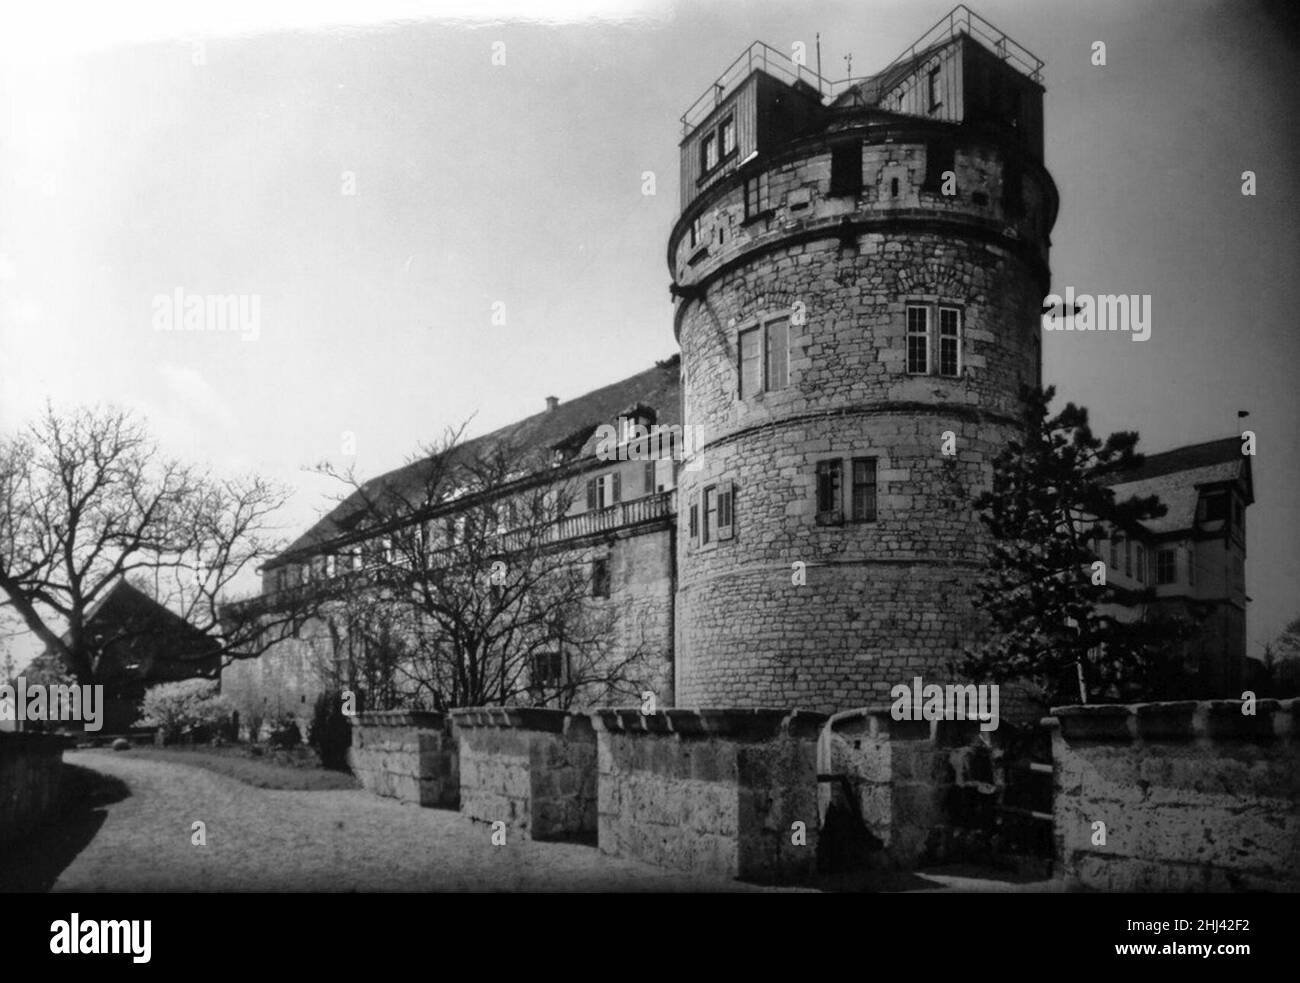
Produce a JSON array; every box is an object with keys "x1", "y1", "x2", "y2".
[
  {"x1": 824, "y1": 706, "x2": 988, "y2": 746},
  {"x1": 591, "y1": 707, "x2": 828, "y2": 741},
  {"x1": 351, "y1": 710, "x2": 448, "y2": 730},
  {"x1": 451, "y1": 706, "x2": 594, "y2": 739},
  {"x1": 1045, "y1": 698, "x2": 1299, "y2": 743}
]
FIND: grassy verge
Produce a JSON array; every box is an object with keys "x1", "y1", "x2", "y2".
[{"x1": 117, "y1": 745, "x2": 359, "y2": 791}]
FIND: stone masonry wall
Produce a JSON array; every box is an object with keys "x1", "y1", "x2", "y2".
[
  {"x1": 564, "y1": 528, "x2": 675, "y2": 711},
  {"x1": 348, "y1": 710, "x2": 458, "y2": 808},
  {"x1": 1051, "y1": 699, "x2": 1300, "y2": 892},
  {"x1": 593, "y1": 708, "x2": 826, "y2": 884},
  {"x1": 672, "y1": 133, "x2": 1045, "y2": 714},
  {"x1": 221, "y1": 615, "x2": 336, "y2": 741},
  {"x1": 0, "y1": 733, "x2": 70, "y2": 847},
  {"x1": 818, "y1": 707, "x2": 994, "y2": 869},
  {"x1": 453, "y1": 707, "x2": 597, "y2": 841}
]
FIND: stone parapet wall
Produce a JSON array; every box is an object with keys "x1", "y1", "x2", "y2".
[
  {"x1": 0, "y1": 733, "x2": 71, "y2": 846},
  {"x1": 1050, "y1": 699, "x2": 1299, "y2": 892},
  {"x1": 593, "y1": 708, "x2": 826, "y2": 884},
  {"x1": 348, "y1": 710, "x2": 458, "y2": 809},
  {"x1": 818, "y1": 707, "x2": 993, "y2": 869},
  {"x1": 452, "y1": 708, "x2": 597, "y2": 841}
]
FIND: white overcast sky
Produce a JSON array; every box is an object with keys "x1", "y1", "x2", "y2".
[{"x1": 1, "y1": 0, "x2": 1297, "y2": 670}]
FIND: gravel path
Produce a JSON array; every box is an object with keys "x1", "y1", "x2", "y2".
[{"x1": 49, "y1": 751, "x2": 779, "y2": 892}]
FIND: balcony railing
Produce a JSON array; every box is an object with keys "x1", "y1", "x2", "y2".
[
  {"x1": 680, "y1": 41, "x2": 830, "y2": 135},
  {"x1": 228, "y1": 490, "x2": 677, "y2": 614},
  {"x1": 540, "y1": 488, "x2": 676, "y2": 546}
]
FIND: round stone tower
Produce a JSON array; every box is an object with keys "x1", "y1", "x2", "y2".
[{"x1": 669, "y1": 22, "x2": 1057, "y2": 711}]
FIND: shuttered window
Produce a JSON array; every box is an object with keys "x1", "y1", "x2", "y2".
[
  {"x1": 765, "y1": 317, "x2": 789, "y2": 392},
  {"x1": 739, "y1": 327, "x2": 761, "y2": 398},
  {"x1": 717, "y1": 482, "x2": 734, "y2": 541}
]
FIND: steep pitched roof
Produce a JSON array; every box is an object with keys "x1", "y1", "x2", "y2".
[
  {"x1": 49, "y1": 579, "x2": 221, "y2": 669},
  {"x1": 268, "y1": 355, "x2": 683, "y2": 568},
  {"x1": 1103, "y1": 437, "x2": 1252, "y2": 535}
]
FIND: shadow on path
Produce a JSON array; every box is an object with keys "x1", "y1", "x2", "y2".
[{"x1": 0, "y1": 763, "x2": 131, "y2": 893}]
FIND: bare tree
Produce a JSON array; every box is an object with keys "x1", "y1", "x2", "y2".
[
  {"x1": 311, "y1": 426, "x2": 657, "y2": 711},
  {"x1": 0, "y1": 402, "x2": 311, "y2": 684}
]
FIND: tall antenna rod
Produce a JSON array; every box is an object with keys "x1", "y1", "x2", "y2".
[{"x1": 816, "y1": 33, "x2": 822, "y2": 95}]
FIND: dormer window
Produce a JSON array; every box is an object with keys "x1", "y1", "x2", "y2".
[
  {"x1": 617, "y1": 406, "x2": 656, "y2": 446},
  {"x1": 1198, "y1": 492, "x2": 1228, "y2": 523}
]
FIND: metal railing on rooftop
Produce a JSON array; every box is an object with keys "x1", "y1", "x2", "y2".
[
  {"x1": 679, "y1": 41, "x2": 830, "y2": 135},
  {"x1": 680, "y1": 5, "x2": 1044, "y2": 136},
  {"x1": 831, "y1": 4, "x2": 1044, "y2": 98}
]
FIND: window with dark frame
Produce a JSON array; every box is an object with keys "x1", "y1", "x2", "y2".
[
  {"x1": 938, "y1": 306, "x2": 961, "y2": 377},
  {"x1": 644, "y1": 460, "x2": 657, "y2": 494},
  {"x1": 738, "y1": 315, "x2": 790, "y2": 398},
  {"x1": 907, "y1": 303, "x2": 963, "y2": 377},
  {"x1": 1199, "y1": 493, "x2": 1228, "y2": 523},
  {"x1": 906, "y1": 306, "x2": 929, "y2": 374},
  {"x1": 720, "y1": 116, "x2": 735, "y2": 157},
  {"x1": 851, "y1": 457, "x2": 877, "y2": 522},
  {"x1": 531, "y1": 651, "x2": 564, "y2": 690},
  {"x1": 586, "y1": 472, "x2": 621, "y2": 511},
  {"x1": 816, "y1": 459, "x2": 843, "y2": 522},
  {"x1": 1155, "y1": 548, "x2": 1176, "y2": 585},
  {"x1": 702, "y1": 486, "x2": 718, "y2": 544},
  {"x1": 701, "y1": 130, "x2": 718, "y2": 172},
  {"x1": 744, "y1": 171, "x2": 771, "y2": 220},
  {"x1": 928, "y1": 66, "x2": 942, "y2": 111},
  {"x1": 717, "y1": 483, "x2": 733, "y2": 540}
]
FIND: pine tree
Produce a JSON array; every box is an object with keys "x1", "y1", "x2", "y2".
[{"x1": 961, "y1": 386, "x2": 1191, "y2": 704}]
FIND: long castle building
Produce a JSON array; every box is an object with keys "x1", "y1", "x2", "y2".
[{"x1": 223, "y1": 8, "x2": 1249, "y2": 730}]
